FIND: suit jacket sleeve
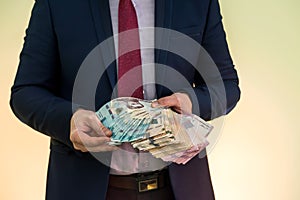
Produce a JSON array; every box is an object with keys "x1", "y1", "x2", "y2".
[
  {"x1": 182, "y1": 0, "x2": 241, "y2": 120},
  {"x1": 10, "y1": 0, "x2": 75, "y2": 147}
]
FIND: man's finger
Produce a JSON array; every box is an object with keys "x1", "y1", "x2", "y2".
[
  {"x1": 85, "y1": 114, "x2": 105, "y2": 135},
  {"x1": 86, "y1": 114, "x2": 112, "y2": 137},
  {"x1": 85, "y1": 144, "x2": 119, "y2": 152},
  {"x1": 71, "y1": 131, "x2": 111, "y2": 147},
  {"x1": 73, "y1": 143, "x2": 88, "y2": 152},
  {"x1": 173, "y1": 107, "x2": 183, "y2": 114},
  {"x1": 73, "y1": 142, "x2": 118, "y2": 152},
  {"x1": 100, "y1": 124, "x2": 113, "y2": 137},
  {"x1": 152, "y1": 95, "x2": 178, "y2": 108}
]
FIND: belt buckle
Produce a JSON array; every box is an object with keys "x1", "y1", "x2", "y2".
[{"x1": 137, "y1": 174, "x2": 158, "y2": 192}]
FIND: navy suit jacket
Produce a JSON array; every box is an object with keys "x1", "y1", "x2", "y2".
[{"x1": 10, "y1": 0, "x2": 240, "y2": 199}]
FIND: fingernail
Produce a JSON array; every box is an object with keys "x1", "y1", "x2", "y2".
[{"x1": 151, "y1": 101, "x2": 159, "y2": 107}]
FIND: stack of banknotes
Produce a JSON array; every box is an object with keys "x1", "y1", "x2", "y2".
[{"x1": 96, "y1": 97, "x2": 213, "y2": 165}]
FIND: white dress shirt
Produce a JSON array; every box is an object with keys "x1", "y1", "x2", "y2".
[
  {"x1": 109, "y1": 0, "x2": 167, "y2": 175},
  {"x1": 110, "y1": 0, "x2": 156, "y2": 99}
]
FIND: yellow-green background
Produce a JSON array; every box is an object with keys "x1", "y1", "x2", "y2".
[{"x1": 1, "y1": 0, "x2": 299, "y2": 199}]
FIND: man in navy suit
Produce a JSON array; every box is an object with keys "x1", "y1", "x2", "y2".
[{"x1": 10, "y1": 0, "x2": 240, "y2": 199}]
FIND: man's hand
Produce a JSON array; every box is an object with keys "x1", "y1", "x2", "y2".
[
  {"x1": 70, "y1": 109, "x2": 118, "y2": 152},
  {"x1": 152, "y1": 93, "x2": 193, "y2": 114}
]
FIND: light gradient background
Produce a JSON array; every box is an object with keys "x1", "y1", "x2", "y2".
[{"x1": 1, "y1": 0, "x2": 299, "y2": 199}]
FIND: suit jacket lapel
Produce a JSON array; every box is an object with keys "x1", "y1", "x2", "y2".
[
  {"x1": 89, "y1": 0, "x2": 117, "y2": 93},
  {"x1": 155, "y1": 1, "x2": 215, "y2": 199},
  {"x1": 155, "y1": 0, "x2": 173, "y2": 97}
]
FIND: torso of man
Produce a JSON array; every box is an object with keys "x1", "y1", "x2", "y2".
[{"x1": 109, "y1": 0, "x2": 167, "y2": 175}]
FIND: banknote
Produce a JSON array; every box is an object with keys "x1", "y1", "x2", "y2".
[
  {"x1": 133, "y1": 111, "x2": 212, "y2": 163},
  {"x1": 95, "y1": 97, "x2": 213, "y2": 164},
  {"x1": 131, "y1": 109, "x2": 176, "y2": 150},
  {"x1": 157, "y1": 140, "x2": 209, "y2": 164},
  {"x1": 96, "y1": 97, "x2": 163, "y2": 142}
]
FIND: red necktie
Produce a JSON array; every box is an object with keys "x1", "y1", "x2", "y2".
[
  {"x1": 110, "y1": 0, "x2": 141, "y2": 174},
  {"x1": 118, "y1": 0, "x2": 143, "y2": 99}
]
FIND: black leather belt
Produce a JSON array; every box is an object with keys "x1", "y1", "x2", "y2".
[{"x1": 108, "y1": 169, "x2": 169, "y2": 192}]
